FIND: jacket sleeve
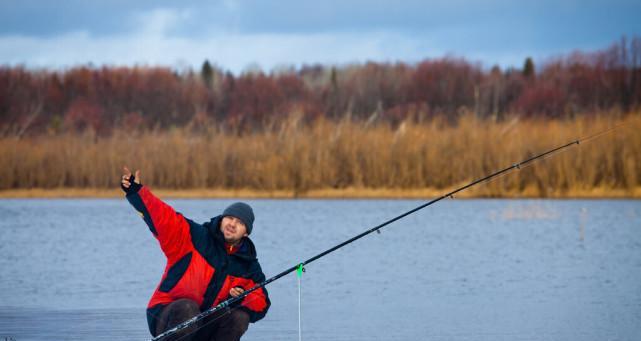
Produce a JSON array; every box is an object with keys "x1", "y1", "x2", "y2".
[
  {"x1": 238, "y1": 262, "x2": 271, "y2": 323},
  {"x1": 126, "y1": 186, "x2": 191, "y2": 262}
]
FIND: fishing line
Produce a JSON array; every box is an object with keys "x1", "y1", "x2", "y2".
[
  {"x1": 150, "y1": 123, "x2": 623, "y2": 341},
  {"x1": 297, "y1": 263, "x2": 305, "y2": 341}
]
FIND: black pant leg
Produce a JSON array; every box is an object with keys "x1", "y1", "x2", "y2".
[
  {"x1": 209, "y1": 309, "x2": 250, "y2": 341},
  {"x1": 154, "y1": 299, "x2": 201, "y2": 341}
]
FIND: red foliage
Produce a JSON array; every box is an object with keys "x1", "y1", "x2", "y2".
[
  {"x1": 408, "y1": 58, "x2": 481, "y2": 113},
  {"x1": 227, "y1": 73, "x2": 284, "y2": 130},
  {"x1": 513, "y1": 83, "x2": 567, "y2": 117},
  {"x1": 64, "y1": 98, "x2": 105, "y2": 133},
  {"x1": 0, "y1": 37, "x2": 640, "y2": 136}
]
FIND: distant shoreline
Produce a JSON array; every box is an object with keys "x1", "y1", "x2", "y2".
[{"x1": 1, "y1": 187, "x2": 639, "y2": 199}]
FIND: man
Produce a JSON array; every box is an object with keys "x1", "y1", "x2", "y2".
[{"x1": 121, "y1": 166, "x2": 270, "y2": 341}]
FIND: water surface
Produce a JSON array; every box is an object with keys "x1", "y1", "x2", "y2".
[{"x1": 1, "y1": 198, "x2": 640, "y2": 340}]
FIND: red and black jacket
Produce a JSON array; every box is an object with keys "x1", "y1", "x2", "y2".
[{"x1": 125, "y1": 186, "x2": 270, "y2": 335}]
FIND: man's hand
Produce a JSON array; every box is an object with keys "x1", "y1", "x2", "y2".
[
  {"x1": 121, "y1": 166, "x2": 142, "y2": 194},
  {"x1": 229, "y1": 286, "x2": 245, "y2": 298}
]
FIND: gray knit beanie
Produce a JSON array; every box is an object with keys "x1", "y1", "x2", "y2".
[{"x1": 222, "y1": 202, "x2": 255, "y2": 234}]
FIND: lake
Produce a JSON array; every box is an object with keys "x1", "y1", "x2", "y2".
[{"x1": 1, "y1": 197, "x2": 640, "y2": 340}]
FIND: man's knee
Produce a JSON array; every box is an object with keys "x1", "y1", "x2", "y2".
[
  {"x1": 219, "y1": 309, "x2": 249, "y2": 335},
  {"x1": 228, "y1": 309, "x2": 250, "y2": 331},
  {"x1": 155, "y1": 299, "x2": 201, "y2": 339}
]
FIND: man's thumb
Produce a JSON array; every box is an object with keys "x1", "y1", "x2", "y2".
[{"x1": 134, "y1": 170, "x2": 141, "y2": 184}]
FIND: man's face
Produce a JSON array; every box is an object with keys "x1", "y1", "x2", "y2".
[{"x1": 220, "y1": 216, "x2": 248, "y2": 244}]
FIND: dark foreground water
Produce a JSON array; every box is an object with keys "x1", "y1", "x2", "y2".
[{"x1": 0, "y1": 198, "x2": 640, "y2": 341}]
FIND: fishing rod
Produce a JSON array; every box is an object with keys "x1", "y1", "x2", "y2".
[{"x1": 151, "y1": 125, "x2": 619, "y2": 341}]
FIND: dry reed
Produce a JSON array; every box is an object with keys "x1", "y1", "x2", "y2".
[{"x1": 1, "y1": 114, "x2": 639, "y2": 198}]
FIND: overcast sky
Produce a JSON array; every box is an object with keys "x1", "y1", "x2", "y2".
[{"x1": 1, "y1": 0, "x2": 640, "y2": 73}]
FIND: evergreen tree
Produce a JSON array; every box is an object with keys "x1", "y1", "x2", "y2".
[
  {"x1": 201, "y1": 60, "x2": 214, "y2": 89},
  {"x1": 523, "y1": 57, "x2": 535, "y2": 78}
]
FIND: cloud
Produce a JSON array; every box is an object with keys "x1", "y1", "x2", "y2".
[
  {"x1": 0, "y1": 30, "x2": 437, "y2": 73},
  {"x1": 133, "y1": 7, "x2": 194, "y2": 37},
  {"x1": 0, "y1": 7, "x2": 428, "y2": 72},
  {"x1": 1, "y1": 3, "x2": 636, "y2": 73}
]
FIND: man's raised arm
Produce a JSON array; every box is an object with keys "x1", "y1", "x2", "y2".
[{"x1": 121, "y1": 166, "x2": 191, "y2": 261}]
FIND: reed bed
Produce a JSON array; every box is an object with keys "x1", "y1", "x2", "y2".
[{"x1": 1, "y1": 114, "x2": 639, "y2": 198}]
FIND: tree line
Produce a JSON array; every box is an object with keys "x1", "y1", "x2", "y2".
[{"x1": 1, "y1": 37, "x2": 640, "y2": 137}]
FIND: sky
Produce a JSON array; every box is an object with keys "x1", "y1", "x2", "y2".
[{"x1": 0, "y1": 0, "x2": 640, "y2": 73}]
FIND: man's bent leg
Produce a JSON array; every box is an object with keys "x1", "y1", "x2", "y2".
[
  {"x1": 210, "y1": 309, "x2": 250, "y2": 341},
  {"x1": 154, "y1": 299, "x2": 201, "y2": 341}
]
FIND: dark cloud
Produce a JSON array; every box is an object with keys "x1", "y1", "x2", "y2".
[
  {"x1": 0, "y1": 0, "x2": 191, "y2": 37},
  {"x1": 0, "y1": 0, "x2": 640, "y2": 70},
  {"x1": 3, "y1": 0, "x2": 640, "y2": 39}
]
